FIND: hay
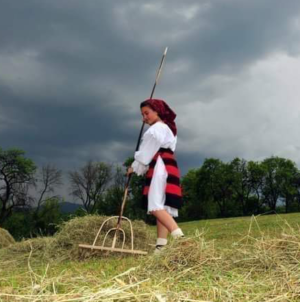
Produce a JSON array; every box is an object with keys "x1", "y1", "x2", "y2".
[
  {"x1": 0, "y1": 215, "x2": 153, "y2": 264},
  {"x1": 6, "y1": 237, "x2": 54, "y2": 254},
  {"x1": 2, "y1": 224, "x2": 300, "y2": 301},
  {"x1": 54, "y1": 215, "x2": 152, "y2": 259},
  {"x1": 0, "y1": 227, "x2": 15, "y2": 249},
  {"x1": 1, "y1": 237, "x2": 56, "y2": 267},
  {"x1": 114, "y1": 227, "x2": 300, "y2": 301},
  {"x1": 144, "y1": 231, "x2": 220, "y2": 273},
  {"x1": 231, "y1": 222, "x2": 300, "y2": 270},
  {"x1": 4, "y1": 216, "x2": 300, "y2": 301}
]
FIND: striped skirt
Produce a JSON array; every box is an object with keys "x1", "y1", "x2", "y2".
[{"x1": 142, "y1": 148, "x2": 183, "y2": 211}]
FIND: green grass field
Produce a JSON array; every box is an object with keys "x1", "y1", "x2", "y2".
[
  {"x1": 181, "y1": 212, "x2": 300, "y2": 243},
  {"x1": 1, "y1": 213, "x2": 300, "y2": 301}
]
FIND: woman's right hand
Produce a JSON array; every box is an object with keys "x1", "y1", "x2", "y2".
[{"x1": 127, "y1": 167, "x2": 134, "y2": 176}]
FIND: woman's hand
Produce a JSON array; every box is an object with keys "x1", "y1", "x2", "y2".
[{"x1": 127, "y1": 167, "x2": 134, "y2": 176}]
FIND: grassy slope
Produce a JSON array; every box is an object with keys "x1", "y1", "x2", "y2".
[
  {"x1": 181, "y1": 212, "x2": 300, "y2": 245},
  {"x1": 1, "y1": 213, "x2": 300, "y2": 301}
]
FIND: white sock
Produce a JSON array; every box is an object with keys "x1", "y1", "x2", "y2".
[
  {"x1": 156, "y1": 238, "x2": 168, "y2": 246},
  {"x1": 171, "y1": 228, "x2": 184, "y2": 238}
]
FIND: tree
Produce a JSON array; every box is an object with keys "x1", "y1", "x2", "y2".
[
  {"x1": 33, "y1": 197, "x2": 62, "y2": 236},
  {"x1": 97, "y1": 166, "x2": 126, "y2": 216},
  {"x1": 276, "y1": 158, "x2": 299, "y2": 213},
  {"x1": 0, "y1": 148, "x2": 36, "y2": 224},
  {"x1": 121, "y1": 157, "x2": 147, "y2": 220},
  {"x1": 34, "y1": 164, "x2": 63, "y2": 214},
  {"x1": 180, "y1": 168, "x2": 212, "y2": 220},
  {"x1": 198, "y1": 158, "x2": 233, "y2": 217},
  {"x1": 69, "y1": 161, "x2": 112, "y2": 213},
  {"x1": 230, "y1": 158, "x2": 252, "y2": 215},
  {"x1": 295, "y1": 174, "x2": 300, "y2": 211},
  {"x1": 247, "y1": 161, "x2": 265, "y2": 214},
  {"x1": 261, "y1": 157, "x2": 298, "y2": 212}
]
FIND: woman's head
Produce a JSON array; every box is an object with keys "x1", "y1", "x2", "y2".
[
  {"x1": 140, "y1": 99, "x2": 177, "y2": 136},
  {"x1": 140, "y1": 102, "x2": 161, "y2": 125}
]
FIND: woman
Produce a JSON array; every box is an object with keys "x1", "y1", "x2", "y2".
[{"x1": 128, "y1": 98, "x2": 184, "y2": 253}]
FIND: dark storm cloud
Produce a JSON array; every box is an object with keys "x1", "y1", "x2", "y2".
[
  {"x1": 160, "y1": 0, "x2": 300, "y2": 93},
  {"x1": 0, "y1": 82, "x2": 137, "y2": 167},
  {"x1": 176, "y1": 151, "x2": 205, "y2": 175},
  {"x1": 1, "y1": 0, "x2": 300, "y2": 184},
  {"x1": 0, "y1": 0, "x2": 159, "y2": 88}
]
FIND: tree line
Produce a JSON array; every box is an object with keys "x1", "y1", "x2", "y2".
[
  {"x1": 0, "y1": 148, "x2": 144, "y2": 239},
  {"x1": 181, "y1": 157, "x2": 300, "y2": 220},
  {"x1": 1, "y1": 147, "x2": 300, "y2": 239}
]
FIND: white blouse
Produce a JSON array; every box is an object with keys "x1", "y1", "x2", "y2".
[
  {"x1": 132, "y1": 122, "x2": 177, "y2": 175},
  {"x1": 131, "y1": 121, "x2": 178, "y2": 217}
]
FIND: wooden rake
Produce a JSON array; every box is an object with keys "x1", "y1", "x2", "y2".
[
  {"x1": 79, "y1": 175, "x2": 147, "y2": 254},
  {"x1": 79, "y1": 47, "x2": 168, "y2": 255}
]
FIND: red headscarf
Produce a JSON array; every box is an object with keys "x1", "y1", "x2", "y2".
[{"x1": 141, "y1": 99, "x2": 177, "y2": 136}]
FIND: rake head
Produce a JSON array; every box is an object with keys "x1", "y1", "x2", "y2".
[{"x1": 79, "y1": 216, "x2": 148, "y2": 255}]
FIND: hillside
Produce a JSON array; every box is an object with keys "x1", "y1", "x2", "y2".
[{"x1": 1, "y1": 213, "x2": 300, "y2": 301}]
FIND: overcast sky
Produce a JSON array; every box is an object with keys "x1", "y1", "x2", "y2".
[{"x1": 1, "y1": 0, "x2": 300, "y2": 199}]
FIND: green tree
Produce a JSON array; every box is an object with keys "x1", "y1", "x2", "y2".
[
  {"x1": 230, "y1": 158, "x2": 252, "y2": 215},
  {"x1": 33, "y1": 197, "x2": 62, "y2": 236},
  {"x1": 261, "y1": 157, "x2": 298, "y2": 212},
  {"x1": 180, "y1": 168, "x2": 217, "y2": 220},
  {"x1": 122, "y1": 157, "x2": 147, "y2": 221},
  {"x1": 276, "y1": 158, "x2": 299, "y2": 213},
  {"x1": 197, "y1": 158, "x2": 233, "y2": 217},
  {"x1": 247, "y1": 161, "x2": 265, "y2": 214},
  {"x1": 2, "y1": 211, "x2": 31, "y2": 240},
  {"x1": 0, "y1": 148, "x2": 36, "y2": 224},
  {"x1": 97, "y1": 166, "x2": 126, "y2": 216}
]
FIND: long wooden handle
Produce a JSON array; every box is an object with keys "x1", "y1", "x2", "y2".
[
  {"x1": 116, "y1": 47, "x2": 168, "y2": 229},
  {"x1": 135, "y1": 47, "x2": 168, "y2": 152},
  {"x1": 116, "y1": 175, "x2": 131, "y2": 226}
]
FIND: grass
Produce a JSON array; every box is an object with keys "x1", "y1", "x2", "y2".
[
  {"x1": 1, "y1": 213, "x2": 300, "y2": 301},
  {"x1": 181, "y1": 212, "x2": 300, "y2": 244}
]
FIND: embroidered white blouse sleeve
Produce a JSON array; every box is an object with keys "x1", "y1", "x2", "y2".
[{"x1": 131, "y1": 122, "x2": 175, "y2": 176}]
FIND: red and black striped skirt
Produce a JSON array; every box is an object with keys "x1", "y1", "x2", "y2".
[{"x1": 142, "y1": 148, "x2": 183, "y2": 209}]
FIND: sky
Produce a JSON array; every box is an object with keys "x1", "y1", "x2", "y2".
[{"x1": 1, "y1": 0, "x2": 300, "y2": 199}]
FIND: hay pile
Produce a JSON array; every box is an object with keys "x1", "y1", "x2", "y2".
[
  {"x1": 144, "y1": 231, "x2": 219, "y2": 273},
  {"x1": 57, "y1": 215, "x2": 150, "y2": 247},
  {"x1": 1, "y1": 215, "x2": 153, "y2": 263},
  {"x1": 0, "y1": 227, "x2": 15, "y2": 249}
]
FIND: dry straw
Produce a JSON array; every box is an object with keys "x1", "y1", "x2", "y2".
[
  {"x1": 54, "y1": 215, "x2": 153, "y2": 259},
  {"x1": 0, "y1": 227, "x2": 15, "y2": 249},
  {"x1": 1, "y1": 215, "x2": 300, "y2": 301},
  {"x1": 0, "y1": 215, "x2": 153, "y2": 264}
]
